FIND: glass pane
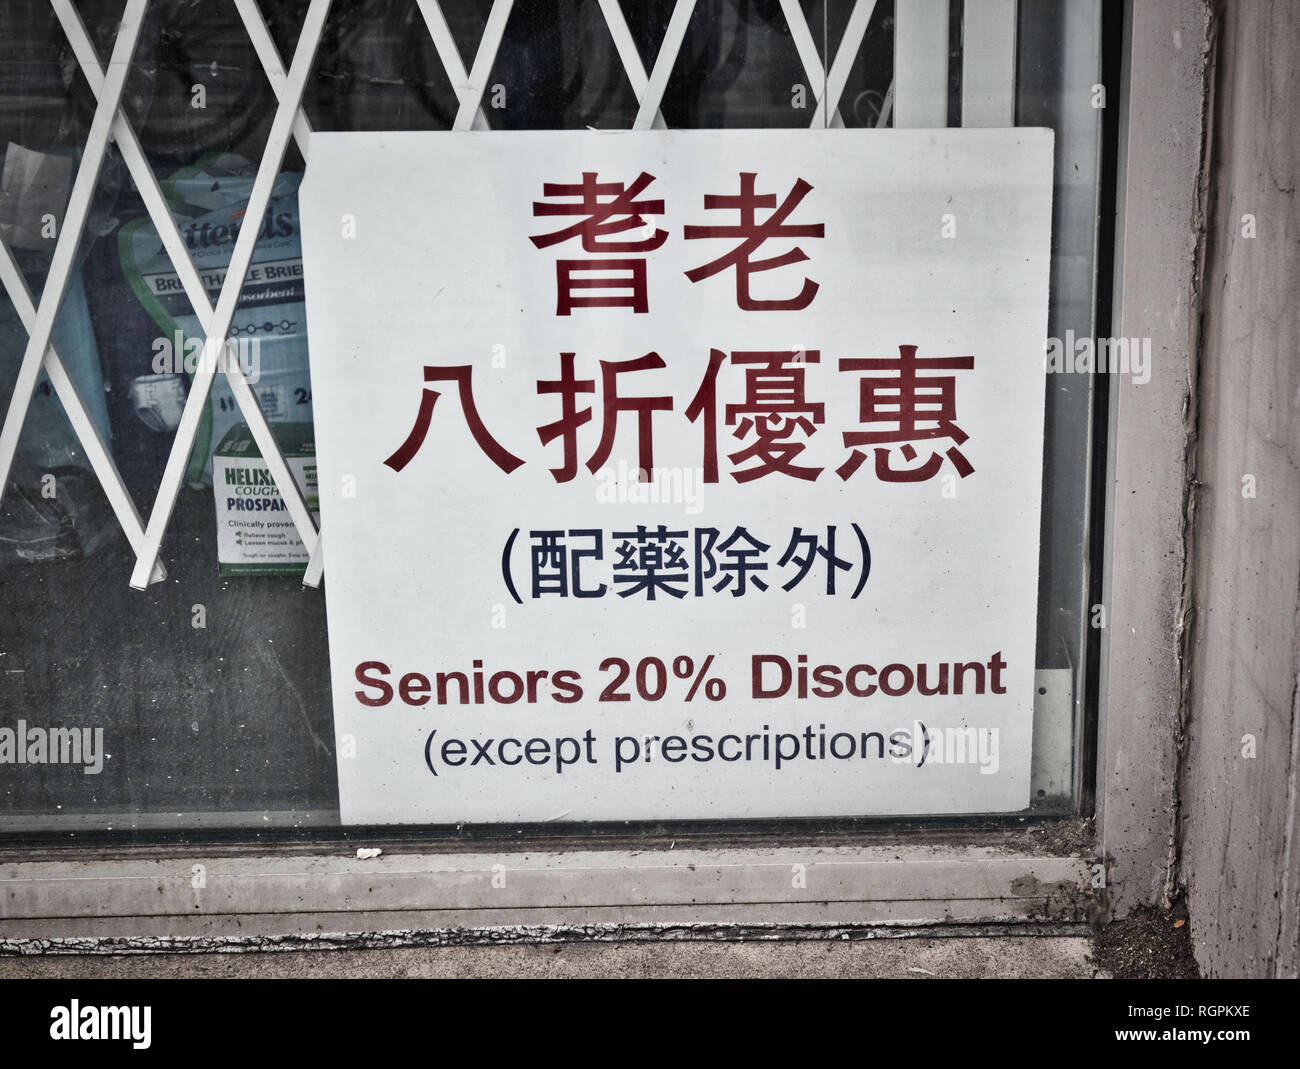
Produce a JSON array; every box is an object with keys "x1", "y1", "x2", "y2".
[{"x1": 0, "y1": 0, "x2": 1103, "y2": 835}]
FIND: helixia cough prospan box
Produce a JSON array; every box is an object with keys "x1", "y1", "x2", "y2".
[{"x1": 212, "y1": 422, "x2": 318, "y2": 576}]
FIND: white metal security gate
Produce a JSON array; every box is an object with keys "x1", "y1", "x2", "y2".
[{"x1": 0, "y1": 0, "x2": 1017, "y2": 592}]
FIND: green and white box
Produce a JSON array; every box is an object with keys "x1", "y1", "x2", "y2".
[{"x1": 212, "y1": 422, "x2": 318, "y2": 576}]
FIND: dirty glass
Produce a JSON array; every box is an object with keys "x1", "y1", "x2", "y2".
[{"x1": 0, "y1": 0, "x2": 1106, "y2": 835}]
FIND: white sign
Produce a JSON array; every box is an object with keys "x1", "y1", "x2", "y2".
[{"x1": 300, "y1": 129, "x2": 1054, "y2": 825}]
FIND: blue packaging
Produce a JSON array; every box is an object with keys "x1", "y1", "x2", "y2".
[{"x1": 85, "y1": 153, "x2": 314, "y2": 489}]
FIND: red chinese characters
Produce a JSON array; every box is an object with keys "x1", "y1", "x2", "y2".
[
  {"x1": 384, "y1": 365, "x2": 523, "y2": 475},
  {"x1": 529, "y1": 171, "x2": 667, "y2": 315},
  {"x1": 537, "y1": 351, "x2": 673, "y2": 482},
  {"x1": 529, "y1": 170, "x2": 825, "y2": 314},
  {"x1": 687, "y1": 349, "x2": 825, "y2": 483},
  {"x1": 683, "y1": 172, "x2": 825, "y2": 310},
  {"x1": 385, "y1": 347, "x2": 973, "y2": 486},
  {"x1": 836, "y1": 345, "x2": 975, "y2": 482},
  {"x1": 386, "y1": 167, "x2": 975, "y2": 485}
]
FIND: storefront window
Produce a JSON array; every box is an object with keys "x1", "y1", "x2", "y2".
[{"x1": 0, "y1": 0, "x2": 1106, "y2": 835}]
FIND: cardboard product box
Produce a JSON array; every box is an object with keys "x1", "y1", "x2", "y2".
[
  {"x1": 212, "y1": 423, "x2": 318, "y2": 577},
  {"x1": 84, "y1": 154, "x2": 315, "y2": 491}
]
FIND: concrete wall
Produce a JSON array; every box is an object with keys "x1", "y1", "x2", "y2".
[
  {"x1": 1100, "y1": 0, "x2": 1211, "y2": 919},
  {"x1": 1181, "y1": 0, "x2": 1300, "y2": 978}
]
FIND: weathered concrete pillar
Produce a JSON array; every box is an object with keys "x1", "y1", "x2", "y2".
[{"x1": 1182, "y1": 0, "x2": 1300, "y2": 978}]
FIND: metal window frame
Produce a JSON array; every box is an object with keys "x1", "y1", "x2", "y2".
[{"x1": 0, "y1": 0, "x2": 1206, "y2": 945}]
